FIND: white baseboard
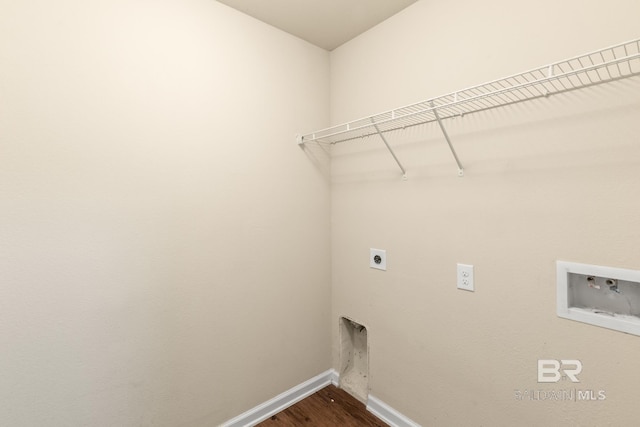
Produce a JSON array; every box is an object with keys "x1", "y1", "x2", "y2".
[
  {"x1": 220, "y1": 368, "x2": 420, "y2": 427},
  {"x1": 220, "y1": 369, "x2": 337, "y2": 427},
  {"x1": 329, "y1": 369, "x2": 339, "y2": 386},
  {"x1": 367, "y1": 395, "x2": 421, "y2": 427}
]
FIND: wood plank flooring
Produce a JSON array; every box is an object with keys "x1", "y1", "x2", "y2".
[{"x1": 256, "y1": 385, "x2": 388, "y2": 427}]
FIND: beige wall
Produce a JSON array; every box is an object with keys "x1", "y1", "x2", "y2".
[
  {"x1": 3, "y1": 0, "x2": 640, "y2": 425},
  {"x1": 0, "y1": 1, "x2": 330, "y2": 426},
  {"x1": 330, "y1": 0, "x2": 640, "y2": 425}
]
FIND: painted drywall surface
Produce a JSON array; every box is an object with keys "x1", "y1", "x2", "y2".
[
  {"x1": 330, "y1": 0, "x2": 640, "y2": 425},
  {"x1": 0, "y1": 1, "x2": 330, "y2": 425}
]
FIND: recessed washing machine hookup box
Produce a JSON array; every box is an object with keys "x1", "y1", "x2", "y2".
[{"x1": 557, "y1": 261, "x2": 640, "y2": 336}]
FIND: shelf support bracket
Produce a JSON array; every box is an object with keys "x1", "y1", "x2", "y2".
[
  {"x1": 371, "y1": 120, "x2": 407, "y2": 180},
  {"x1": 430, "y1": 102, "x2": 464, "y2": 177}
]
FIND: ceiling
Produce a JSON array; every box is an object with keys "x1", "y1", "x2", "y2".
[{"x1": 216, "y1": 0, "x2": 419, "y2": 51}]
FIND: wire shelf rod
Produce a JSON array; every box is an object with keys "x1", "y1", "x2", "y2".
[
  {"x1": 299, "y1": 38, "x2": 640, "y2": 146},
  {"x1": 309, "y1": 66, "x2": 636, "y2": 147},
  {"x1": 302, "y1": 47, "x2": 640, "y2": 145}
]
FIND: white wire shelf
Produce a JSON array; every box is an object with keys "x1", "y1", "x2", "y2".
[{"x1": 297, "y1": 38, "x2": 640, "y2": 177}]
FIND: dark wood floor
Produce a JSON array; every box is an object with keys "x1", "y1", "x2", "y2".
[{"x1": 256, "y1": 385, "x2": 388, "y2": 427}]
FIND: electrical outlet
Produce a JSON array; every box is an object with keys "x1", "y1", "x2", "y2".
[
  {"x1": 370, "y1": 248, "x2": 386, "y2": 271},
  {"x1": 457, "y1": 263, "x2": 474, "y2": 291}
]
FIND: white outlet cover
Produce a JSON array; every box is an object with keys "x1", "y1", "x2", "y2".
[
  {"x1": 457, "y1": 263, "x2": 474, "y2": 291},
  {"x1": 370, "y1": 248, "x2": 386, "y2": 271}
]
